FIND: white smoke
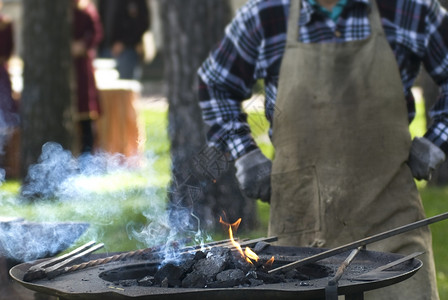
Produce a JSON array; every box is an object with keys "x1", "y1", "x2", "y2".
[
  {"x1": 0, "y1": 141, "x2": 210, "y2": 263},
  {"x1": 0, "y1": 142, "x2": 152, "y2": 261}
]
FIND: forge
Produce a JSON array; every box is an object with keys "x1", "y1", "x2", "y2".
[
  {"x1": 12, "y1": 212, "x2": 448, "y2": 300},
  {"x1": 10, "y1": 240, "x2": 422, "y2": 300}
]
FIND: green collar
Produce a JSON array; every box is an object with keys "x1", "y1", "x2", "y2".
[{"x1": 307, "y1": 0, "x2": 348, "y2": 21}]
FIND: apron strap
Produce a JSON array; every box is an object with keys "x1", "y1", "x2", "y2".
[
  {"x1": 368, "y1": 0, "x2": 385, "y2": 36},
  {"x1": 286, "y1": 0, "x2": 301, "y2": 45},
  {"x1": 286, "y1": 0, "x2": 385, "y2": 46}
]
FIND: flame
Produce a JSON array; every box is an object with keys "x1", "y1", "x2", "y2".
[
  {"x1": 220, "y1": 217, "x2": 247, "y2": 260},
  {"x1": 219, "y1": 217, "x2": 273, "y2": 266},
  {"x1": 245, "y1": 247, "x2": 259, "y2": 263},
  {"x1": 264, "y1": 256, "x2": 275, "y2": 268}
]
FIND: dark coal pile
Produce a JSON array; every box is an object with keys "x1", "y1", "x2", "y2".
[{"x1": 102, "y1": 246, "x2": 332, "y2": 289}]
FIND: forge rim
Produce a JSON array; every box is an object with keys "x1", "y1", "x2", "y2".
[{"x1": 10, "y1": 246, "x2": 422, "y2": 300}]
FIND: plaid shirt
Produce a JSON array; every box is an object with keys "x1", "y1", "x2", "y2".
[{"x1": 198, "y1": 0, "x2": 448, "y2": 159}]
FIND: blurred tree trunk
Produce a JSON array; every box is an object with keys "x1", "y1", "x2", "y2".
[
  {"x1": 20, "y1": 0, "x2": 74, "y2": 178},
  {"x1": 418, "y1": 0, "x2": 448, "y2": 185},
  {"x1": 159, "y1": 0, "x2": 258, "y2": 233}
]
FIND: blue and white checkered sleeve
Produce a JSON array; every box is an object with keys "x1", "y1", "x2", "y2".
[
  {"x1": 425, "y1": 82, "x2": 448, "y2": 154},
  {"x1": 198, "y1": 77, "x2": 258, "y2": 160},
  {"x1": 197, "y1": 3, "x2": 263, "y2": 160}
]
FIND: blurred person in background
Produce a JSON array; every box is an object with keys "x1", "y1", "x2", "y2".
[
  {"x1": 72, "y1": 0, "x2": 103, "y2": 154},
  {"x1": 0, "y1": 0, "x2": 20, "y2": 292},
  {"x1": 0, "y1": 0, "x2": 17, "y2": 132},
  {"x1": 0, "y1": 0, "x2": 18, "y2": 174},
  {"x1": 98, "y1": 0, "x2": 150, "y2": 80}
]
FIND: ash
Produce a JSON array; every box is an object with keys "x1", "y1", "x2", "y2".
[{"x1": 110, "y1": 246, "x2": 331, "y2": 289}]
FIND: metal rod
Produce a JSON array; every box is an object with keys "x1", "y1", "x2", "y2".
[
  {"x1": 325, "y1": 247, "x2": 363, "y2": 300},
  {"x1": 23, "y1": 241, "x2": 97, "y2": 282},
  {"x1": 269, "y1": 212, "x2": 448, "y2": 274},
  {"x1": 180, "y1": 237, "x2": 277, "y2": 256},
  {"x1": 354, "y1": 252, "x2": 424, "y2": 281},
  {"x1": 27, "y1": 241, "x2": 96, "y2": 271},
  {"x1": 62, "y1": 246, "x2": 160, "y2": 274},
  {"x1": 329, "y1": 246, "x2": 363, "y2": 285},
  {"x1": 239, "y1": 236, "x2": 278, "y2": 247},
  {"x1": 46, "y1": 243, "x2": 105, "y2": 279}
]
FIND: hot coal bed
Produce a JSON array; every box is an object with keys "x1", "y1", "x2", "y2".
[
  {"x1": 100, "y1": 244, "x2": 330, "y2": 289},
  {"x1": 11, "y1": 241, "x2": 422, "y2": 300}
]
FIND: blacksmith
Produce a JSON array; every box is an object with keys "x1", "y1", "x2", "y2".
[{"x1": 198, "y1": 0, "x2": 448, "y2": 299}]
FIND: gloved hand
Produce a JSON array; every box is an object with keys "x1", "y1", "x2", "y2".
[
  {"x1": 408, "y1": 137, "x2": 446, "y2": 181},
  {"x1": 235, "y1": 149, "x2": 272, "y2": 203}
]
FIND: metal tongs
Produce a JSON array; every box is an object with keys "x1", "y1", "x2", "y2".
[{"x1": 23, "y1": 241, "x2": 104, "y2": 281}]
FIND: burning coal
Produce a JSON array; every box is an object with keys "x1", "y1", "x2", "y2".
[
  {"x1": 99, "y1": 240, "x2": 332, "y2": 289},
  {"x1": 219, "y1": 217, "x2": 273, "y2": 267},
  {"x1": 104, "y1": 219, "x2": 282, "y2": 289}
]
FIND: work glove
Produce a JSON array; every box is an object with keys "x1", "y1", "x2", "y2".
[
  {"x1": 235, "y1": 149, "x2": 272, "y2": 203},
  {"x1": 408, "y1": 137, "x2": 446, "y2": 181}
]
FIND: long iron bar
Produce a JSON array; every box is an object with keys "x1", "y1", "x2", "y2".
[{"x1": 269, "y1": 212, "x2": 448, "y2": 274}]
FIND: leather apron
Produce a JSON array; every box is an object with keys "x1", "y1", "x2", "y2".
[{"x1": 269, "y1": 0, "x2": 439, "y2": 298}]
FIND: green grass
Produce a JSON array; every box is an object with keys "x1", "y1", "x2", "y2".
[
  {"x1": 139, "y1": 107, "x2": 171, "y2": 187},
  {"x1": 421, "y1": 186, "x2": 448, "y2": 297},
  {"x1": 1, "y1": 94, "x2": 448, "y2": 297}
]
